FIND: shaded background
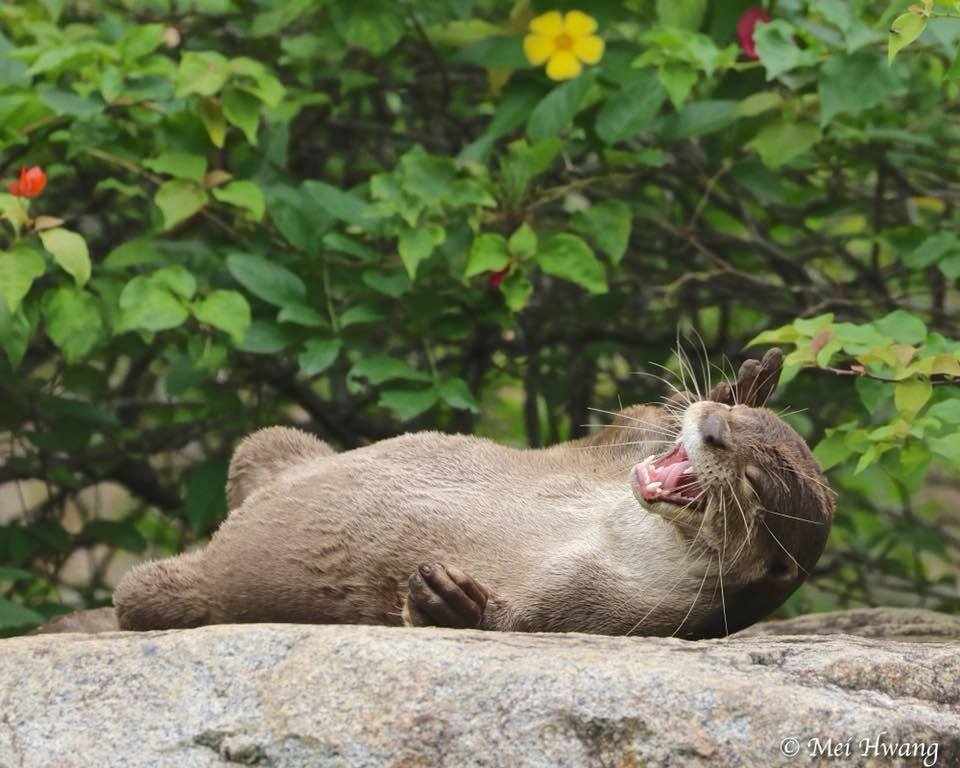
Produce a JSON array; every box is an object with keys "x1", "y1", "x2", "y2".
[{"x1": 1, "y1": 0, "x2": 958, "y2": 634}]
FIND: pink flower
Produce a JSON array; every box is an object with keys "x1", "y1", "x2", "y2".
[
  {"x1": 488, "y1": 267, "x2": 510, "y2": 289},
  {"x1": 737, "y1": 7, "x2": 771, "y2": 60}
]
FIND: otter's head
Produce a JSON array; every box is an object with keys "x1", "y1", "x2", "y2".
[{"x1": 631, "y1": 400, "x2": 834, "y2": 634}]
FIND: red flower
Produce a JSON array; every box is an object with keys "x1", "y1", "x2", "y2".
[
  {"x1": 737, "y1": 7, "x2": 771, "y2": 60},
  {"x1": 488, "y1": 266, "x2": 510, "y2": 289},
  {"x1": 9, "y1": 166, "x2": 47, "y2": 198}
]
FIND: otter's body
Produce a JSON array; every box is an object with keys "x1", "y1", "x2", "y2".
[
  {"x1": 116, "y1": 420, "x2": 706, "y2": 635},
  {"x1": 112, "y1": 350, "x2": 834, "y2": 639}
]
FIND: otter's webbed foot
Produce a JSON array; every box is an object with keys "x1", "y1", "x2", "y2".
[{"x1": 403, "y1": 562, "x2": 489, "y2": 629}]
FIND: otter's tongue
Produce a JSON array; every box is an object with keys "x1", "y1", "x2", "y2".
[{"x1": 636, "y1": 443, "x2": 701, "y2": 505}]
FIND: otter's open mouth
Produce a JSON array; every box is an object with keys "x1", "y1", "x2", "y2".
[{"x1": 633, "y1": 442, "x2": 704, "y2": 508}]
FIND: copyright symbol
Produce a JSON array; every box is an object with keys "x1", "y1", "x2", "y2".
[{"x1": 780, "y1": 737, "x2": 801, "y2": 757}]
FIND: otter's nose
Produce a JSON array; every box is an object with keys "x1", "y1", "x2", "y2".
[{"x1": 701, "y1": 411, "x2": 729, "y2": 449}]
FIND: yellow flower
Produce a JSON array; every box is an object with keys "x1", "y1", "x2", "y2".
[{"x1": 523, "y1": 10, "x2": 605, "y2": 81}]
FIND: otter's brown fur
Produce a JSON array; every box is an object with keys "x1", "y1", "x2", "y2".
[{"x1": 111, "y1": 350, "x2": 833, "y2": 639}]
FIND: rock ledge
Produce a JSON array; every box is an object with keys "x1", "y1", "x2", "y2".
[{"x1": 1, "y1": 608, "x2": 958, "y2": 767}]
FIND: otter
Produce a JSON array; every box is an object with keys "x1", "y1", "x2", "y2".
[{"x1": 103, "y1": 348, "x2": 832, "y2": 639}]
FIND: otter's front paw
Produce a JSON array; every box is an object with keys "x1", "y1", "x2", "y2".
[{"x1": 403, "y1": 562, "x2": 489, "y2": 629}]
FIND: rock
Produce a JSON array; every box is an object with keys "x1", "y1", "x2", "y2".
[
  {"x1": 1, "y1": 611, "x2": 958, "y2": 767},
  {"x1": 28, "y1": 606, "x2": 118, "y2": 635},
  {"x1": 739, "y1": 607, "x2": 960, "y2": 643}
]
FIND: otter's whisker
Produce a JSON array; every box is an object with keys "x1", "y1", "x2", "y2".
[
  {"x1": 764, "y1": 509, "x2": 824, "y2": 525},
  {"x1": 586, "y1": 406, "x2": 681, "y2": 432},
  {"x1": 625, "y1": 549, "x2": 707, "y2": 637},
  {"x1": 725, "y1": 481, "x2": 753, "y2": 567},
  {"x1": 582, "y1": 423, "x2": 677, "y2": 436},
  {"x1": 760, "y1": 517, "x2": 809, "y2": 576},
  {"x1": 632, "y1": 368, "x2": 687, "y2": 395},
  {"x1": 718, "y1": 498, "x2": 729, "y2": 637},
  {"x1": 690, "y1": 327, "x2": 714, "y2": 395},
  {"x1": 671, "y1": 562, "x2": 710, "y2": 638},
  {"x1": 576, "y1": 440, "x2": 676, "y2": 452}
]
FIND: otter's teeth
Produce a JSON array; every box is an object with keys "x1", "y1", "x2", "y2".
[
  {"x1": 646, "y1": 481, "x2": 662, "y2": 495},
  {"x1": 682, "y1": 466, "x2": 696, "y2": 475}
]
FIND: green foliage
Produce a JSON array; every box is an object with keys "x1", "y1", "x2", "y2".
[{"x1": 0, "y1": 0, "x2": 958, "y2": 631}]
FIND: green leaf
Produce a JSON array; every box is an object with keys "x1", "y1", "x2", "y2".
[
  {"x1": 362, "y1": 269, "x2": 410, "y2": 298},
  {"x1": 303, "y1": 180, "x2": 370, "y2": 229},
  {"x1": 143, "y1": 153, "x2": 207, "y2": 183},
  {"x1": 340, "y1": 304, "x2": 385, "y2": 326},
  {"x1": 277, "y1": 304, "x2": 326, "y2": 327},
  {"x1": 119, "y1": 276, "x2": 188, "y2": 332},
  {"x1": 81, "y1": 520, "x2": 146, "y2": 553},
  {"x1": 379, "y1": 386, "x2": 439, "y2": 420},
  {"x1": 298, "y1": 338, "x2": 342, "y2": 377},
  {"x1": 198, "y1": 97, "x2": 227, "y2": 148},
  {"x1": 655, "y1": 100, "x2": 738, "y2": 140},
  {"x1": 929, "y1": 434, "x2": 960, "y2": 464},
  {"x1": 212, "y1": 180, "x2": 266, "y2": 220},
  {"x1": 39, "y1": 228, "x2": 90, "y2": 287},
  {"x1": 904, "y1": 233, "x2": 958, "y2": 269},
  {"x1": 439, "y1": 378, "x2": 480, "y2": 412},
  {"x1": 39, "y1": 88, "x2": 104, "y2": 117},
  {"x1": 658, "y1": 64, "x2": 697, "y2": 108},
  {"x1": 572, "y1": 201, "x2": 632, "y2": 264},
  {"x1": 888, "y1": 12, "x2": 927, "y2": 63},
  {"x1": 226, "y1": 252, "x2": 306, "y2": 308},
  {"x1": 940, "y1": 255, "x2": 960, "y2": 280},
  {"x1": 595, "y1": 70, "x2": 666, "y2": 144},
  {"x1": 500, "y1": 269, "x2": 533, "y2": 312},
  {"x1": 735, "y1": 91, "x2": 783, "y2": 118},
  {"x1": 42, "y1": 286, "x2": 102, "y2": 362},
  {"x1": 0, "y1": 566, "x2": 35, "y2": 582},
  {"x1": 349, "y1": 355, "x2": 431, "y2": 385},
  {"x1": 754, "y1": 20, "x2": 816, "y2": 80},
  {"x1": 928, "y1": 399, "x2": 960, "y2": 425},
  {"x1": 238, "y1": 319, "x2": 298, "y2": 353},
  {"x1": 0, "y1": 597, "x2": 44, "y2": 629},
  {"x1": 818, "y1": 51, "x2": 903, "y2": 126},
  {"x1": 193, "y1": 290, "x2": 251, "y2": 343},
  {"x1": 222, "y1": 87, "x2": 261, "y2": 144},
  {"x1": 176, "y1": 51, "x2": 229, "y2": 97},
  {"x1": 465, "y1": 233, "x2": 509, "y2": 277},
  {"x1": 813, "y1": 432, "x2": 853, "y2": 470},
  {"x1": 748, "y1": 122, "x2": 820, "y2": 169},
  {"x1": 527, "y1": 72, "x2": 594, "y2": 142},
  {"x1": 398, "y1": 152, "x2": 458, "y2": 205},
  {"x1": 398, "y1": 226, "x2": 437, "y2": 279},
  {"x1": 153, "y1": 266, "x2": 197, "y2": 300},
  {"x1": 537, "y1": 233, "x2": 607, "y2": 294},
  {"x1": 657, "y1": 0, "x2": 707, "y2": 30},
  {"x1": 508, "y1": 224, "x2": 538, "y2": 259},
  {"x1": 155, "y1": 180, "x2": 208, "y2": 230},
  {"x1": 0, "y1": 247, "x2": 44, "y2": 312},
  {"x1": 873, "y1": 310, "x2": 926, "y2": 345},
  {"x1": 0, "y1": 296, "x2": 31, "y2": 368},
  {"x1": 183, "y1": 458, "x2": 228, "y2": 533},
  {"x1": 331, "y1": 0, "x2": 405, "y2": 56},
  {"x1": 894, "y1": 378, "x2": 932, "y2": 418}
]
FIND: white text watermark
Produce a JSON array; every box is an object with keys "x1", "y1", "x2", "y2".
[{"x1": 779, "y1": 732, "x2": 939, "y2": 766}]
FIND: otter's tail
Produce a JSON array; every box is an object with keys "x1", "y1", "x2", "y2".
[
  {"x1": 226, "y1": 426, "x2": 334, "y2": 509},
  {"x1": 113, "y1": 551, "x2": 213, "y2": 631}
]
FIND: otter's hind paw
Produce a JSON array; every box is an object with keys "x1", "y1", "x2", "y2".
[{"x1": 403, "y1": 562, "x2": 489, "y2": 629}]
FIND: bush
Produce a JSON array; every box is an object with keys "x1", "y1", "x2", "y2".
[{"x1": 1, "y1": 0, "x2": 958, "y2": 633}]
